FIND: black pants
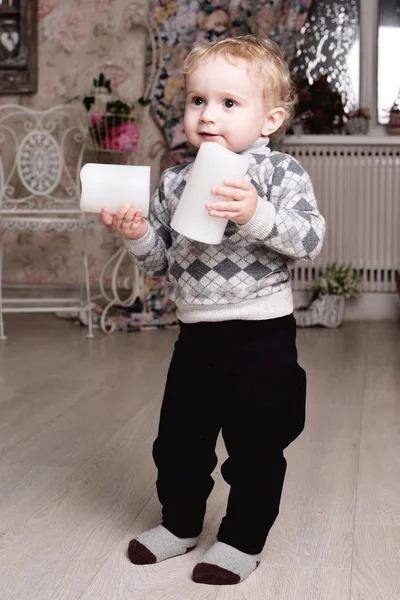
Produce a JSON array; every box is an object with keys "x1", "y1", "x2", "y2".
[{"x1": 152, "y1": 314, "x2": 306, "y2": 555}]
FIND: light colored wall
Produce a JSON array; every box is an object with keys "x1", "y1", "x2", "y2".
[
  {"x1": 0, "y1": 0, "x2": 163, "y2": 287},
  {"x1": 0, "y1": 0, "x2": 387, "y2": 288}
]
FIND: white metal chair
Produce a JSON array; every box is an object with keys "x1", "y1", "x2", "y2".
[
  {"x1": 0, "y1": 103, "x2": 95, "y2": 339},
  {"x1": 77, "y1": 2, "x2": 165, "y2": 334}
]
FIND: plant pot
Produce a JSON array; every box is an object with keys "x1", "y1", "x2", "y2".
[
  {"x1": 294, "y1": 294, "x2": 346, "y2": 328},
  {"x1": 387, "y1": 109, "x2": 400, "y2": 134},
  {"x1": 345, "y1": 117, "x2": 369, "y2": 135}
]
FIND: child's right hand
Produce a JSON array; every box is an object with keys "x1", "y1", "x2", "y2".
[{"x1": 100, "y1": 204, "x2": 148, "y2": 240}]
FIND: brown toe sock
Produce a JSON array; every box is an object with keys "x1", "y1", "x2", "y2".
[
  {"x1": 193, "y1": 562, "x2": 241, "y2": 585},
  {"x1": 192, "y1": 541, "x2": 261, "y2": 585},
  {"x1": 128, "y1": 539, "x2": 157, "y2": 565}
]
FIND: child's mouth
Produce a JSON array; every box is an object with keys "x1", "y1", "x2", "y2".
[{"x1": 199, "y1": 132, "x2": 221, "y2": 139}]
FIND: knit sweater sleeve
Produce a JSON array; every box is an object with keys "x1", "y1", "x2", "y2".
[
  {"x1": 239, "y1": 155, "x2": 325, "y2": 261},
  {"x1": 123, "y1": 171, "x2": 171, "y2": 277}
]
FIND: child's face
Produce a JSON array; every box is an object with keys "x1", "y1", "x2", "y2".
[{"x1": 184, "y1": 56, "x2": 281, "y2": 153}]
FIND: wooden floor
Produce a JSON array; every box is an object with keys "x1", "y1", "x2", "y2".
[{"x1": 1, "y1": 314, "x2": 400, "y2": 600}]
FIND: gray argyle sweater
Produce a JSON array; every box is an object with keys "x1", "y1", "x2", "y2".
[{"x1": 124, "y1": 137, "x2": 325, "y2": 323}]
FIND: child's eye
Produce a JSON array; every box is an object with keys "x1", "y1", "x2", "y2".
[
  {"x1": 224, "y1": 99, "x2": 236, "y2": 108},
  {"x1": 193, "y1": 97, "x2": 203, "y2": 106}
]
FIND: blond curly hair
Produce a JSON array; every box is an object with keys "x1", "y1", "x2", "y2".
[{"x1": 183, "y1": 35, "x2": 297, "y2": 138}]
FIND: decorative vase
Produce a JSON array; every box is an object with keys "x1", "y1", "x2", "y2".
[
  {"x1": 294, "y1": 294, "x2": 346, "y2": 328},
  {"x1": 345, "y1": 117, "x2": 369, "y2": 135},
  {"x1": 388, "y1": 110, "x2": 400, "y2": 135}
]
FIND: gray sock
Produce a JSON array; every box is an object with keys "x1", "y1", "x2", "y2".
[
  {"x1": 192, "y1": 541, "x2": 261, "y2": 585},
  {"x1": 128, "y1": 525, "x2": 200, "y2": 565}
]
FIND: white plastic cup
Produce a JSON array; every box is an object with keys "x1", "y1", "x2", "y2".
[
  {"x1": 80, "y1": 163, "x2": 151, "y2": 216},
  {"x1": 171, "y1": 142, "x2": 249, "y2": 244}
]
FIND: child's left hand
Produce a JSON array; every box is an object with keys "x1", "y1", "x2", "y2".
[{"x1": 207, "y1": 178, "x2": 258, "y2": 225}]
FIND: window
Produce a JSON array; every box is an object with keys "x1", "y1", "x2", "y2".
[
  {"x1": 377, "y1": 0, "x2": 400, "y2": 123},
  {"x1": 291, "y1": 0, "x2": 360, "y2": 112}
]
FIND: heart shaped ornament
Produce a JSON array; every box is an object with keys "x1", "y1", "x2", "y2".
[{"x1": 0, "y1": 30, "x2": 19, "y2": 55}]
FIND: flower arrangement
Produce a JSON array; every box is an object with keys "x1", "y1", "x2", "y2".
[
  {"x1": 310, "y1": 264, "x2": 362, "y2": 299},
  {"x1": 348, "y1": 107, "x2": 370, "y2": 119},
  {"x1": 345, "y1": 106, "x2": 371, "y2": 134},
  {"x1": 293, "y1": 75, "x2": 347, "y2": 134},
  {"x1": 83, "y1": 72, "x2": 151, "y2": 153},
  {"x1": 294, "y1": 264, "x2": 362, "y2": 328}
]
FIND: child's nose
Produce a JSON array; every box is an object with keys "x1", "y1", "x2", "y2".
[{"x1": 200, "y1": 104, "x2": 216, "y2": 123}]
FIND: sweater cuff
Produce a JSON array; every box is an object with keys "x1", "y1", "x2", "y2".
[
  {"x1": 238, "y1": 198, "x2": 276, "y2": 240},
  {"x1": 123, "y1": 224, "x2": 155, "y2": 256}
]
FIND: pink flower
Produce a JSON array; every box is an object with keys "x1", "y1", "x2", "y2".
[
  {"x1": 103, "y1": 121, "x2": 140, "y2": 153},
  {"x1": 95, "y1": 0, "x2": 118, "y2": 13},
  {"x1": 44, "y1": 7, "x2": 90, "y2": 53},
  {"x1": 39, "y1": 0, "x2": 56, "y2": 20},
  {"x1": 91, "y1": 112, "x2": 103, "y2": 126},
  {"x1": 18, "y1": 269, "x2": 52, "y2": 285},
  {"x1": 107, "y1": 70, "x2": 127, "y2": 91},
  {"x1": 41, "y1": 75, "x2": 66, "y2": 102}
]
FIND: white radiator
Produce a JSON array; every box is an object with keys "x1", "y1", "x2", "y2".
[{"x1": 284, "y1": 140, "x2": 400, "y2": 293}]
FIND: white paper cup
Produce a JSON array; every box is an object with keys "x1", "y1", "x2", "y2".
[
  {"x1": 80, "y1": 163, "x2": 151, "y2": 216},
  {"x1": 171, "y1": 142, "x2": 249, "y2": 245}
]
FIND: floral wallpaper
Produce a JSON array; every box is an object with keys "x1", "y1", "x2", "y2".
[
  {"x1": 1, "y1": 0, "x2": 311, "y2": 290},
  {"x1": 0, "y1": 0, "x2": 164, "y2": 288}
]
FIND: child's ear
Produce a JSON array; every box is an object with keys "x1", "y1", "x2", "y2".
[{"x1": 261, "y1": 108, "x2": 285, "y2": 136}]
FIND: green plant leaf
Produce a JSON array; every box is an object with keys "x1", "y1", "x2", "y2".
[
  {"x1": 83, "y1": 96, "x2": 95, "y2": 111},
  {"x1": 106, "y1": 99, "x2": 132, "y2": 115},
  {"x1": 138, "y1": 97, "x2": 152, "y2": 107},
  {"x1": 310, "y1": 263, "x2": 362, "y2": 298}
]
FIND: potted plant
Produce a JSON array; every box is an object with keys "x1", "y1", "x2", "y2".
[
  {"x1": 82, "y1": 72, "x2": 151, "y2": 153},
  {"x1": 388, "y1": 100, "x2": 400, "y2": 134},
  {"x1": 345, "y1": 107, "x2": 371, "y2": 134},
  {"x1": 294, "y1": 264, "x2": 362, "y2": 328}
]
